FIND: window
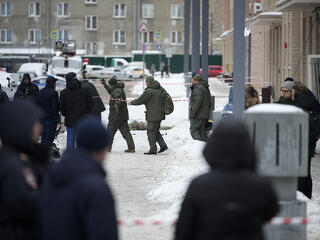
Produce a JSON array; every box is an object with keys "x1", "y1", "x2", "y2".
[
  {"x1": 28, "y1": 29, "x2": 41, "y2": 44},
  {"x1": 113, "y1": 30, "x2": 126, "y2": 44},
  {"x1": 143, "y1": 4, "x2": 154, "y2": 18},
  {"x1": 85, "y1": 0, "x2": 97, "y2": 3},
  {"x1": 171, "y1": 31, "x2": 183, "y2": 44},
  {"x1": 0, "y1": 2, "x2": 12, "y2": 16},
  {"x1": 58, "y1": 30, "x2": 69, "y2": 40},
  {"x1": 29, "y1": 2, "x2": 40, "y2": 17},
  {"x1": 142, "y1": 31, "x2": 154, "y2": 44},
  {"x1": 171, "y1": 4, "x2": 182, "y2": 19},
  {"x1": 86, "y1": 42, "x2": 97, "y2": 55},
  {"x1": 0, "y1": 29, "x2": 12, "y2": 43},
  {"x1": 86, "y1": 16, "x2": 97, "y2": 30},
  {"x1": 57, "y1": 3, "x2": 68, "y2": 17},
  {"x1": 113, "y1": 3, "x2": 126, "y2": 18}
]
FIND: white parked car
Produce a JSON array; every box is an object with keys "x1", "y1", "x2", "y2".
[
  {"x1": 85, "y1": 65, "x2": 123, "y2": 79},
  {"x1": 120, "y1": 65, "x2": 150, "y2": 79},
  {"x1": 32, "y1": 76, "x2": 66, "y2": 91},
  {"x1": 18, "y1": 63, "x2": 47, "y2": 78}
]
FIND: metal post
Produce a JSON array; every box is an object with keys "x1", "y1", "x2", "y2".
[
  {"x1": 192, "y1": 0, "x2": 200, "y2": 73},
  {"x1": 202, "y1": 0, "x2": 209, "y2": 81},
  {"x1": 142, "y1": 44, "x2": 145, "y2": 90},
  {"x1": 184, "y1": 0, "x2": 190, "y2": 75},
  {"x1": 132, "y1": 0, "x2": 137, "y2": 50},
  {"x1": 233, "y1": 0, "x2": 246, "y2": 118}
]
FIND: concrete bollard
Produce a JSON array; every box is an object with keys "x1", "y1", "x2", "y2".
[{"x1": 244, "y1": 104, "x2": 308, "y2": 240}]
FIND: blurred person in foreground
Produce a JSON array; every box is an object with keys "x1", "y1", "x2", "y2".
[
  {"x1": 39, "y1": 117, "x2": 118, "y2": 240},
  {"x1": 292, "y1": 83, "x2": 320, "y2": 199},
  {"x1": 0, "y1": 101, "x2": 50, "y2": 240},
  {"x1": 60, "y1": 72, "x2": 92, "y2": 149},
  {"x1": 36, "y1": 76, "x2": 60, "y2": 147},
  {"x1": 175, "y1": 119, "x2": 279, "y2": 240}
]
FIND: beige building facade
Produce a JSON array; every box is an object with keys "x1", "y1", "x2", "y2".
[
  {"x1": 0, "y1": 0, "x2": 222, "y2": 58},
  {"x1": 219, "y1": 0, "x2": 320, "y2": 100}
]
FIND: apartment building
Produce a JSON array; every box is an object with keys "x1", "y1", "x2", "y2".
[
  {"x1": 0, "y1": 0, "x2": 220, "y2": 59},
  {"x1": 218, "y1": 0, "x2": 320, "y2": 100}
]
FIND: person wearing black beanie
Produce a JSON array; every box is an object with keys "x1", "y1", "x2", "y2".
[{"x1": 39, "y1": 117, "x2": 118, "y2": 240}]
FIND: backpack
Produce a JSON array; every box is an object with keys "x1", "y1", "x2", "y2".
[{"x1": 162, "y1": 89, "x2": 174, "y2": 115}]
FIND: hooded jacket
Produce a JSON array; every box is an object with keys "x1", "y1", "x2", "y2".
[
  {"x1": 81, "y1": 81, "x2": 106, "y2": 115},
  {"x1": 175, "y1": 119, "x2": 279, "y2": 240},
  {"x1": 39, "y1": 149, "x2": 118, "y2": 240},
  {"x1": 131, "y1": 80, "x2": 165, "y2": 122},
  {"x1": 60, "y1": 78, "x2": 93, "y2": 127},
  {"x1": 0, "y1": 101, "x2": 49, "y2": 240},
  {"x1": 14, "y1": 82, "x2": 39, "y2": 102},
  {"x1": 189, "y1": 80, "x2": 211, "y2": 120},
  {"x1": 36, "y1": 85, "x2": 59, "y2": 122},
  {"x1": 105, "y1": 82, "x2": 129, "y2": 121}
]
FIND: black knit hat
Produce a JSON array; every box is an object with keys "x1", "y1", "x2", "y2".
[
  {"x1": 22, "y1": 73, "x2": 31, "y2": 82},
  {"x1": 108, "y1": 76, "x2": 117, "y2": 86},
  {"x1": 66, "y1": 72, "x2": 77, "y2": 82},
  {"x1": 46, "y1": 76, "x2": 57, "y2": 87},
  {"x1": 76, "y1": 117, "x2": 110, "y2": 152}
]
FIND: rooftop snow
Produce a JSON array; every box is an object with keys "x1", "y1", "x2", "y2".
[{"x1": 245, "y1": 103, "x2": 305, "y2": 114}]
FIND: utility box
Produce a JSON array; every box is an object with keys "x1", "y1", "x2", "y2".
[{"x1": 244, "y1": 103, "x2": 308, "y2": 240}]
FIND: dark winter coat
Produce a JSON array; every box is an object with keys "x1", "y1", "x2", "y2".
[
  {"x1": 105, "y1": 82, "x2": 129, "y2": 120},
  {"x1": 132, "y1": 80, "x2": 165, "y2": 122},
  {"x1": 189, "y1": 80, "x2": 211, "y2": 120},
  {"x1": 81, "y1": 81, "x2": 106, "y2": 115},
  {"x1": 36, "y1": 85, "x2": 59, "y2": 122},
  {"x1": 0, "y1": 89, "x2": 9, "y2": 104},
  {"x1": 59, "y1": 79, "x2": 93, "y2": 127},
  {"x1": 175, "y1": 119, "x2": 279, "y2": 240},
  {"x1": 276, "y1": 96, "x2": 293, "y2": 105},
  {"x1": 14, "y1": 82, "x2": 39, "y2": 102},
  {"x1": 39, "y1": 148, "x2": 118, "y2": 240},
  {"x1": 0, "y1": 101, "x2": 50, "y2": 240}
]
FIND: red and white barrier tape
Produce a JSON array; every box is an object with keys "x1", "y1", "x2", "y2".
[
  {"x1": 108, "y1": 97, "x2": 190, "y2": 102},
  {"x1": 115, "y1": 217, "x2": 320, "y2": 227}
]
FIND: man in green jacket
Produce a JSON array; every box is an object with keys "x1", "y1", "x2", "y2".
[
  {"x1": 128, "y1": 76, "x2": 168, "y2": 155},
  {"x1": 189, "y1": 74, "x2": 211, "y2": 141},
  {"x1": 102, "y1": 77, "x2": 135, "y2": 153}
]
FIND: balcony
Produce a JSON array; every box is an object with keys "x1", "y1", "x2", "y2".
[
  {"x1": 276, "y1": 0, "x2": 320, "y2": 12},
  {"x1": 251, "y1": 12, "x2": 283, "y2": 26}
]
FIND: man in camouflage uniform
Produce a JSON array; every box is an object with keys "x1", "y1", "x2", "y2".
[
  {"x1": 102, "y1": 77, "x2": 135, "y2": 153},
  {"x1": 128, "y1": 76, "x2": 168, "y2": 155},
  {"x1": 189, "y1": 74, "x2": 211, "y2": 141}
]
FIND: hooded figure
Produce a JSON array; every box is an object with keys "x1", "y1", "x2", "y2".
[
  {"x1": 175, "y1": 119, "x2": 279, "y2": 240},
  {"x1": 59, "y1": 72, "x2": 93, "y2": 149},
  {"x1": 81, "y1": 79, "x2": 106, "y2": 119},
  {"x1": 14, "y1": 73, "x2": 39, "y2": 102},
  {"x1": 0, "y1": 101, "x2": 50, "y2": 240},
  {"x1": 36, "y1": 76, "x2": 60, "y2": 146},
  {"x1": 39, "y1": 117, "x2": 118, "y2": 240}
]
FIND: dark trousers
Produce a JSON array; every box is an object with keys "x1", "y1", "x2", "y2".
[
  {"x1": 41, "y1": 120, "x2": 57, "y2": 146},
  {"x1": 147, "y1": 121, "x2": 167, "y2": 153},
  {"x1": 108, "y1": 120, "x2": 135, "y2": 150},
  {"x1": 190, "y1": 119, "x2": 207, "y2": 142}
]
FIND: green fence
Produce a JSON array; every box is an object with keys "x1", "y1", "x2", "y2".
[{"x1": 83, "y1": 55, "x2": 222, "y2": 73}]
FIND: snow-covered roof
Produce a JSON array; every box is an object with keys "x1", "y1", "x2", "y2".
[
  {"x1": 0, "y1": 48, "x2": 86, "y2": 55},
  {"x1": 245, "y1": 103, "x2": 305, "y2": 114}
]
